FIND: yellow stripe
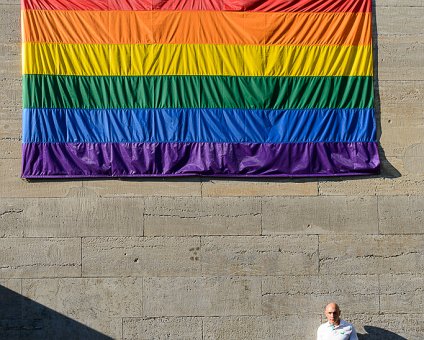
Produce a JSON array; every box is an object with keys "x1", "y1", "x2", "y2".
[{"x1": 23, "y1": 43, "x2": 373, "y2": 77}]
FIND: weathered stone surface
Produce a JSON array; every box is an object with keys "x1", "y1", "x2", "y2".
[
  {"x1": 345, "y1": 313, "x2": 424, "y2": 340},
  {"x1": 22, "y1": 278, "x2": 143, "y2": 339},
  {"x1": 262, "y1": 275, "x2": 379, "y2": 315},
  {"x1": 0, "y1": 140, "x2": 20, "y2": 159},
  {"x1": 0, "y1": 159, "x2": 83, "y2": 198},
  {"x1": 83, "y1": 178, "x2": 201, "y2": 197},
  {"x1": 0, "y1": 119, "x2": 20, "y2": 139},
  {"x1": 376, "y1": 6, "x2": 424, "y2": 35},
  {"x1": 378, "y1": 81, "x2": 424, "y2": 127},
  {"x1": 201, "y1": 236, "x2": 318, "y2": 276},
  {"x1": 82, "y1": 237, "x2": 201, "y2": 277},
  {"x1": 319, "y1": 235, "x2": 424, "y2": 274},
  {"x1": 379, "y1": 196, "x2": 424, "y2": 234},
  {"x1": 0, "y1": 199, "x2": 24, "y2": 237},
  {"x1": 262, "y1": 196, "x2": 378, "y2": 234},
  {"x1": 0, "y1": 238, "x2": 81, "y2": 278},
  {"x1": 123, "y1": 317, "x2": 202, "y2": 340},
  {"x1": 144, "y1": 197, "x2": 261, "y2": 236},
  {"x1": 0, "y1": 43, "x2": 20, "y2": 78},
  {"x1": 404, "y1": 144, "x2": 424, "y2": 174},
  {"x1": 201, "y1": 179, "x2": 318, "y2": 197},
  {"x1": 0, "y1": 5, "x2": 19, "y2": 44},
  {"x1": 377, "y1": 35, "x2": 424, "y2": 81},
  {"x1": 22, "y1": 197, "x2": 144, "y2": 237},
  {"x1": 203, "y1": 316, "x2": 320, "y2": 340},
  {"x1": 0, "y1": 79, "x2": 20, "y2": 118},
  {"x1": 375, "y1": 1, "x2": 424, "y2": 7},
  {"x1": 318, "y1": 157, "x2": 424, "y2": 196},
  {"x1": 380, "y1": 274, "x2": 424, "y2": 313},
  {"x1": 380, "y1": 126, "x2": 424, "y2": 157},
  {"x1": 143, "y1": 277, "x2": 261, "y2": 317}
]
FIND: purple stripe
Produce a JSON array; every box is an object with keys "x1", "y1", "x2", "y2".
[{"x1": 22, "y1": 142, "x2": 380, "y2": 178}]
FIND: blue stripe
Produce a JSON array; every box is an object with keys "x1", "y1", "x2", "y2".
[{"x1": 22, "y1": 108, "x2": 376, "y2": 144}]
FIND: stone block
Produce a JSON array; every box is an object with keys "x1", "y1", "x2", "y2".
[
  {"x1": 123, "y1": 317, "x2": 202, "y2": 340},
  {"x1": 404, "y1": 144, "x2": 424, "y2": 174},
  {"x1": 23, "y1": 197, "x2": 144, "y2": 237},
  {"x1": 201, "y1": 236, "x2": 318, "y2": 276},
  {"x1": 83, "y1": 178, "x2": 201, "y2": 197},
  {"x1": 375, "y1": 1, "x2": 424, "y2": 7},
  {"x1": 319, "y1": 235, "x2": 424, "y2": 274},
  {"x1": 0, "y1": 119, "x2": 20, "y2": 139},
  {"x1": 0, "y1": 199, "x2": 24, "y2": 237},
  {"x1": 380, "y1": 274, "x2": 424, "y2": 313},
  {"x1": 0, "y1": 159, "x2": 83, "y2": 198},
  {"x1": 345, "y1": 313, "x2": 424, "y2": 340},
  {"x1": 378, "y1": 81, "x2": 424, "y2": 128},
  {"x1": 262, "y1": 196, "x2": 378, "y2": 235},
  {"x1": 379, "y1": 195, "x2": 424, "y2": 234},
  {"x1": 22, "y1": 278, "x2": 143, "y2": 339},
  {"x1": 82, "y1": 237, "x2": 201, "y2": 277},
  {"x1": 380, "y1": 126, "x2": 424, "y2": 157},
  {"x1": 377, "y1": 35, "x2": 424, "y2": 81},
  {"x1": 262, "y1": 275, "x2": 379, "y2": 315},
  {"x1": 0, "y1": 140, "x2": 20, "y2": 159},
  {"x1": 143, "y1": 277, "x2": 261, "y2": 317},
  {"x1": 0, "y1": 238, "x2": 81, "y2": 278},
  {"x1": 144, "y1": 197, "x2": 261, "y2": 236},
  {"x1": 201, "y1": 179, "x2": 318, "y2": 197},
  {"x1": 318, "y1": 157, "x2": 424, "y2": 196},
  {"x1": 0, "y1": 5, "x2": 19, "y2": 44},
  {"x1": 0, "y1": 43, "x2": 20, "y2": 78},
  {"x1": 203, "y1": 316, "x2": 321, "y2": 340},
  {"x1": 376, "y1": 6, "x2": 424, "y2": 35},
  {"x1": 0, "y1": 78, "x2": 21, "y2": 118}
]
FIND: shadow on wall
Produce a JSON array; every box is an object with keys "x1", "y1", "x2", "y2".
[
  {"x1": 359, "y1": 326, "x2": 407, "y2": 340},
  {"x1": 371, "y1": 0, "x2": 400, "y2": 179},
  {"x1": 0, "y1": 285, "x2": 112, "y2": 340}
]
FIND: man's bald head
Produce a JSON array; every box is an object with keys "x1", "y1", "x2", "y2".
[{"x1": 324, "y1": 302, "x2": 341, "y2": 325}]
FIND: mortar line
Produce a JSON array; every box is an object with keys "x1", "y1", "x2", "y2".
[
  {"x1": 378, "y1": 274, "x2": 381, "y2": 314},
  {"x1": 200, "y1": 236, "x2": 204, "y2": 277},
  {"x1": 201, "y1": 317, "x2": 205, "y2": 340},
  {"x1": 260, "y1": 200, "x2": 263, "y2": 236},
  {"x1": 260, "y1": 278, "x2": 264, "y2": 316},
  {"x1": 80, "y1": 237, "x2": 83, "y2": 278},
  {"x1": 142, "y1": 198, "x2": 146, "y2": 237},
  {"x1": 141, "y1": 277, "x2": 145, "y2": 318},
  {"x1": 376, "y1": 195, "x2": 380, "y2": 235},
  {"x1": 317, "y1": 234, "x2": 320, "y2": 274},
  {"x1": 200, "y1": 180, "x2": 204, "y2": 197}
]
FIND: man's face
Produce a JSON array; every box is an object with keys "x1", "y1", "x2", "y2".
[{"x1": 325, "y1": 304, "x2": 341, "y2": 325}]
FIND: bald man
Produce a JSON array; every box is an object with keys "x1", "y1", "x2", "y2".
[{"x1": 316, "y1": 303, "x2": 358, "y2": 340}]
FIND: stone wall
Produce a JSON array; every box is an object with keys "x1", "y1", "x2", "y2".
[{"x1": 0, "y1": 1, "x2": 423, "y2": 339}]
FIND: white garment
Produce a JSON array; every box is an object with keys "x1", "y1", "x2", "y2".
[{"x1": 317, "y1": 320, "x2": 359, "y2": 340}]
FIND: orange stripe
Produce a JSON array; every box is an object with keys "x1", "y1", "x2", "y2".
[{"x1": 22, "y1": 10, "x2": 371, "y2": 46}]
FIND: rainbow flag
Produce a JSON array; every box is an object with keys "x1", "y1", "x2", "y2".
[{"x1": 21, "y1": 0, "x2": 380, "y2": 178}]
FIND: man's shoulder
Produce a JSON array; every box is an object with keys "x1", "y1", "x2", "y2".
[
  {"x1": 317, "y1": 322, "x2": 329, "y2": 332},
  {"x1": 340, "y1": 319, "x2": 355, "y2": 328}
]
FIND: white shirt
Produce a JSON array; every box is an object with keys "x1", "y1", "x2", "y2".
[{"x1": 317, "y1": 320, "x2": 358, "y2": 340}]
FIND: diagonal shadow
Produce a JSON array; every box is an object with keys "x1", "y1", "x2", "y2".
[
  {"x1": 359, "y1": 326, "x2": 407, "y2": 340},
  {"x1": 0, "y1": 285, "x2": 112, "y2": 340}
]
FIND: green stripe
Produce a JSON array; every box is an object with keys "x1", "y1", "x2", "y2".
[{"x1": 23, "y1": 75, "x2": 373, "y2": 110}]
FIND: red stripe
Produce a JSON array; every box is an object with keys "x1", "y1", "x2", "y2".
[{"x1": 22, "y1": 0, "x2": 371, "y2": 12}]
